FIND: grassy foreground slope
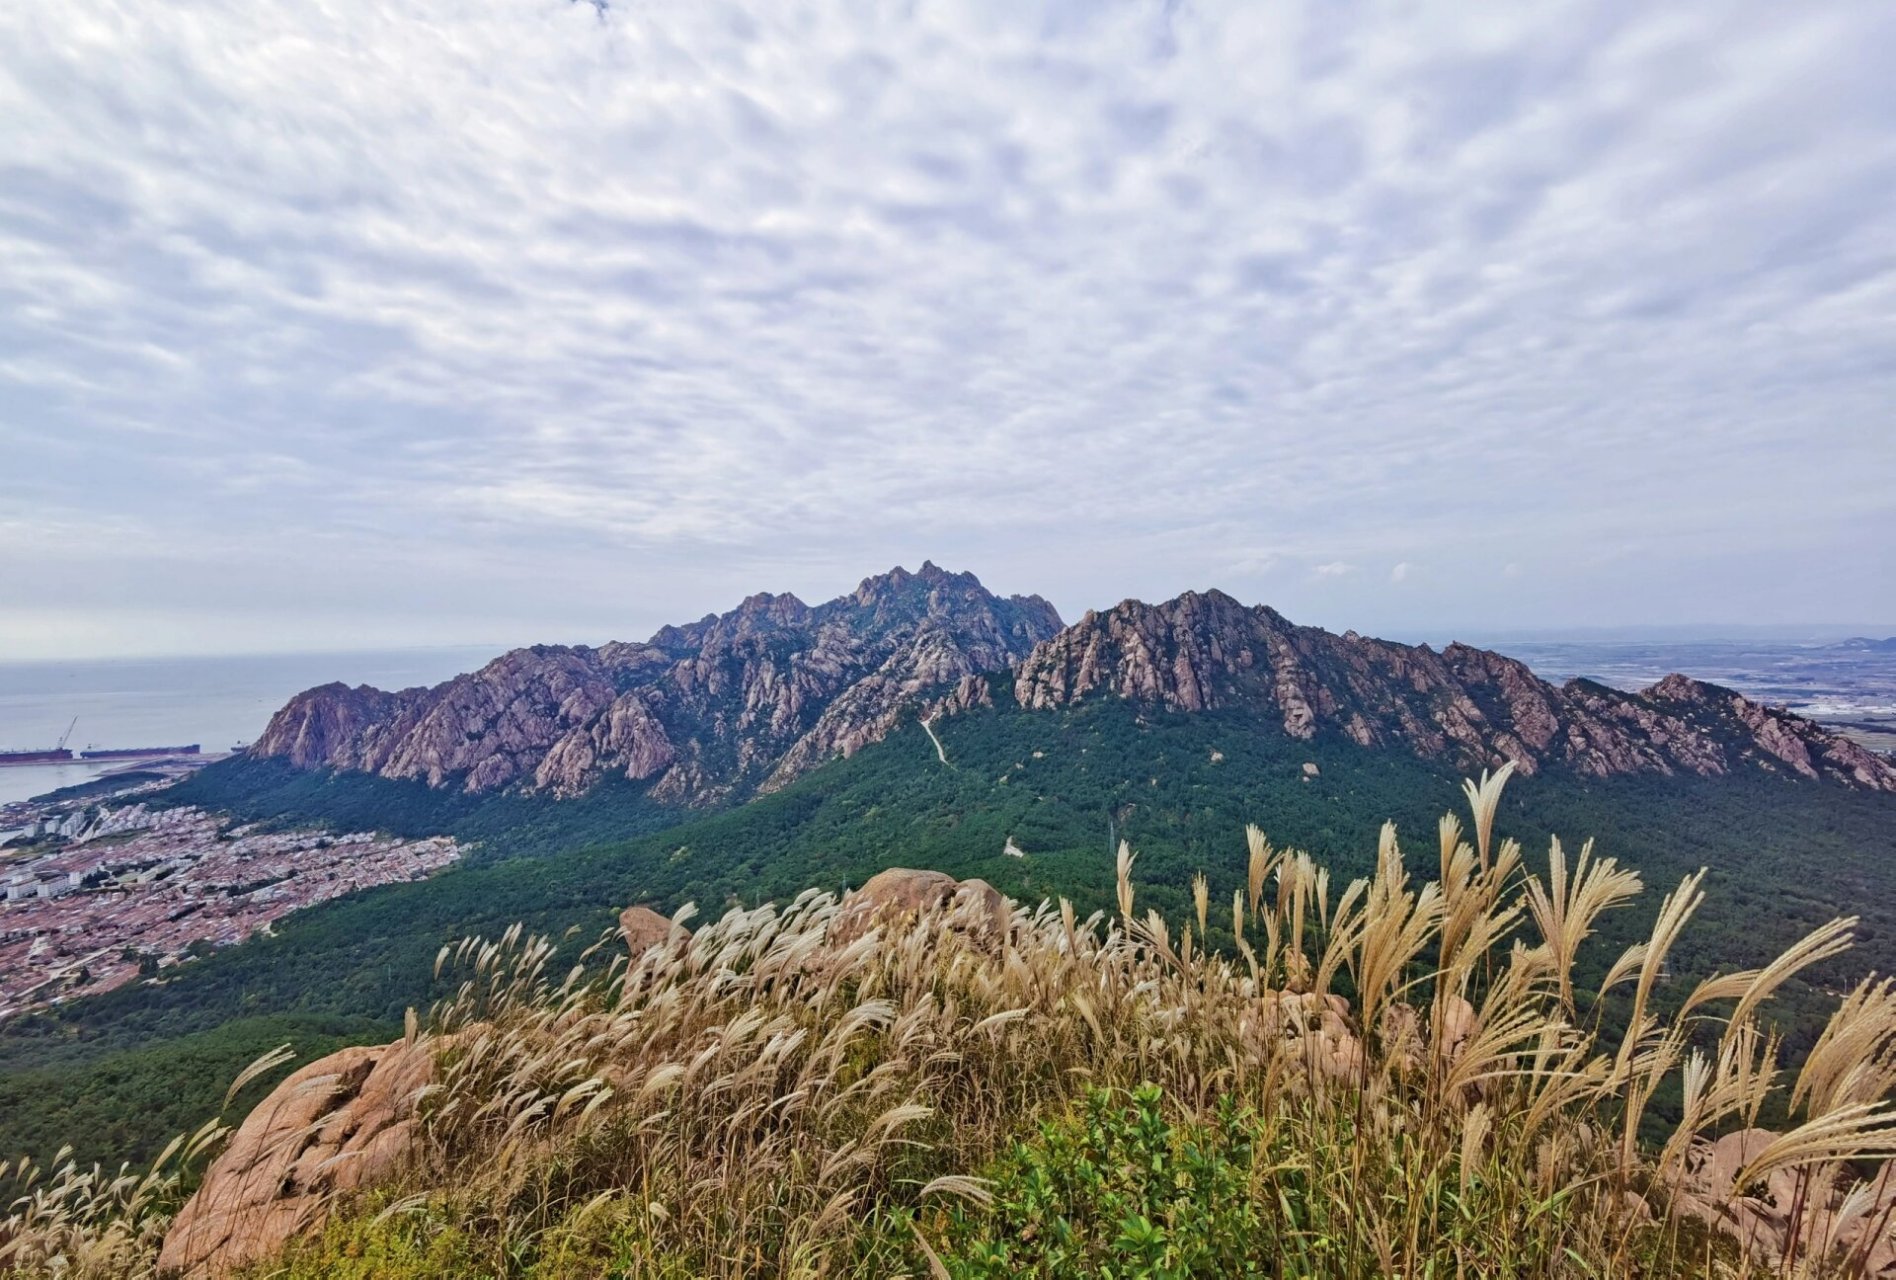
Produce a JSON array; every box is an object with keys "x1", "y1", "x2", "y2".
[
  {"x1": 8, "y1": 767, "x2": 1896, "y2": 1278},
  {"x1": 3, "y1": 700, "x2": 1894, "y2": 1169}
]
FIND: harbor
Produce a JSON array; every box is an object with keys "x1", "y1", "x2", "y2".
[
  {"x1": 0, "y1": 745, "x2": 204, "y2": 766},
  {"x1": 0, "y1": 730, "x2": 215, "y2": 810},
  {"x1": 0, "y1": 647, "x2": 496, "y2": 807},
  {"x1": 0, "y1": 720, "x2": 205, "y2": 767}
]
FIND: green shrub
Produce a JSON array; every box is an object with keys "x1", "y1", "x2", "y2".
[{"x1": 943, "y1": 1084, "x2": 1260, "y2": 1279}]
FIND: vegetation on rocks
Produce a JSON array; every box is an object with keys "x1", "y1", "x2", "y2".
[{"x1": 7, "y1": 765, "x2": 1896, "y2": 1276}]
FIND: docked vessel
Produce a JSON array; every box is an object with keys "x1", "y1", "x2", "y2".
[
  {"x1": 77, "y1": 744, "x2": 201, "y2": 761},
  {"x1": 0, "y1": 749, "x2": 74, "y2": 766},
  {"x1": 0, "y1": 719, "x2": 77, "y2": 766}
]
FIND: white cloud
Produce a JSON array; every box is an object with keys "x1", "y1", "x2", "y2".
[
  {"x1": 1314, "y1": 562, "x2": 1357, "y2": 578},
  {"x1": 1390, "y1": 562, "x2": 1413, "y2": 583},
  {"x1": 0, "y1": 0, "x2": 1891, "y2": 656}
]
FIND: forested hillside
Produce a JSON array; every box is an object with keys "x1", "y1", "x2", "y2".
[{"x1": 5, "y1": 698, "x2": 1895, "y2": 1171}]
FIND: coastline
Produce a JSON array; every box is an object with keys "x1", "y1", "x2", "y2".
[{"x1": 0, "y1": 761, "x2": 119, "y2": 808}]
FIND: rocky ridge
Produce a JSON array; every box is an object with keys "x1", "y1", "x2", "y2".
[
  {"x1": 252, "y1": 573, "x2": 1896, "y2": 802},
  {"x1": 980, "y1": 590, "x2": 1896, "y2": 790},
  {"x1": 251, "y1": 564, "x2": 1062, "y2": 803}
]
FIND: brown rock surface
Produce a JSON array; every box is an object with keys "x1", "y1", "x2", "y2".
[
  {"x1": 1378, "y1": 1003, "x2": 1424, "y2": 1075},
  {"x1": 1433, "y1": 995, "x2": 1479, "y2": 1069},
  {"x1": 252, "y1": 564, "x2": 1061, "y2": 803},
  {"x1": 829, "y1": 868, "x2": 1013, "y2": 950},
  {"x1": 949, "y1": 877, "x2": 1012, "y2": 946},
  {"x1": 159, "y1": 1038, "x2": 439, "y2": 1278},
  {"x1": 620, "y1": 904, "x2": 686, "y2": 957},
  {"x1": 1254, "y1": 990, "x2": 1362, "y2": 1084},
  {"x1": 1672, "y1": 1129, "x2": 1896, "y2": 1274},
  {"x1": 1002, "y1": 592, "x2": 1896, "y2": 791}
]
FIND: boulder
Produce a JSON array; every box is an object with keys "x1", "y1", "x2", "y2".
[
  {"x1": 1256, "y1": 990, "x2": 1362, "y2": 1084},
  {"x1": 951, "y1": 878, "x2": 1012, "y2": 944},
  {"x1": 620, "y1": 904, "x2": 686, "y2": 957},
  {"x1": 158, "y1": 1037, "x2": 438, "y2": 1278},
  {"x1": 1671, "y1": 1129, "x2": 1896, "y2": 1275},
  {"x1": 829, "y1": 868, "x2": 1012, "y2": 950},
  {"x1": 1379, "y1": 1002, "x2": 1424, "y2": 1075},
  {"x1": 1433, "y1": 995, "x2": 1479, "y2": 1067}
]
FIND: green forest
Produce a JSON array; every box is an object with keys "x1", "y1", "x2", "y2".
[{"x1": 4, "y1": 698, "x2": 1894, "y2": 1170}]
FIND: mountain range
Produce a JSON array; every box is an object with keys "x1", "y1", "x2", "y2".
[
  {"x1": 254, "y1": 564, "x2": 1896, "y2": 797},
  {"x1": 14, "y1": 566, "x2": 1896, "y2": 1179}
]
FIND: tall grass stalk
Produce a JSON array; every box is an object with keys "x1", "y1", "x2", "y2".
[{"x1": 6, "y1": 769, "x2": 1895, "y2": 1277}]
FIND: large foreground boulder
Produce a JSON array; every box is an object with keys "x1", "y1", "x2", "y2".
[{"x1": 158, "y1": 1037, "x2": 438, "y2": 1278}]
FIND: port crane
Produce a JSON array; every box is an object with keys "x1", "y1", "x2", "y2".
[{"x1": 56, "y1": 718, "x2": 76, "y2": 753}]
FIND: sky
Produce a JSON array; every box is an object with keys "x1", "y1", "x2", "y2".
[{"x1": 1, "y1": 0, "x2": 1892, "y2": 660}]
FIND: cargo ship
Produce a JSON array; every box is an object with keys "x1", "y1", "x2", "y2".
[
  {"x1": 0, "y1": 749, "x2": 75, "y2": 766},
  {"x1": 77, "y1": 744, "x2": 201, "y2": 761},
  {"x1": 0, "y1": 718, "x2": 78, "y2": 766}
]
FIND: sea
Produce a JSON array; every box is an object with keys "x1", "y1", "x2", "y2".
[
  {"x1": 0, "y1": 648, "x2": 502, "y2": 806},
  {"x1": 1470, "y1": 636, "x2": 1896, "y2": 750},
  {"x1": 1, "y1": 636, "x2": 1890, "y2": 811}
]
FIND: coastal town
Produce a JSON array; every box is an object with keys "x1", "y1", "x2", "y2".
[{"x1": 0, "y1": 801, "x2": 460, "y2": 1022}]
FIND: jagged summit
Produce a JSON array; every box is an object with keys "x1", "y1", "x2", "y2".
[
  {"x1": 643, "y1": 565, "x2": 1058, "y2": 656},
  {"x1": 983, "y1": 592, "x2": 1896, "y2": 791},
  {"x1": 252, "y1": 566, "x2": 1064, "y2": 802},
  {"x1": 251, "y1": 574, "x2": 1896, "y2": 801}
]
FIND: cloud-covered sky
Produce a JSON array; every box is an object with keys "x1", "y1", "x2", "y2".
[{"x1": 2, "y1": 0, "x2": 1891, "y2": 658}]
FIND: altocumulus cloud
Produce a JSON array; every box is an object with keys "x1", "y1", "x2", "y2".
[{"x1": 0, "y1": 0, "x2": 1891, "y2": 656}]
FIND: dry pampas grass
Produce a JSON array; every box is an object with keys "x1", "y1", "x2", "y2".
[{"x1": 7, "y1": 762, "x2": 1896, "y2": 1277}]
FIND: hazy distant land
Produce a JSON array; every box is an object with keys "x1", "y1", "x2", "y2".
[{"x1": 1482, "y1": 635, "x2": 1896, "y2": 752}]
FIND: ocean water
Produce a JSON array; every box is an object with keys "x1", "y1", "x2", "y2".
[
  {"x1": 1476, "y1": 639, "x2": 1896, "y2": 722},
  {"x1": 1485, "y1": 637, "x2": 1896, "y2": 755},
  {"x1": 0, "y1": 648, "x2": 502, "y2": 805}
]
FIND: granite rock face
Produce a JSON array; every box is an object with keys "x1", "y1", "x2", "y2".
[
  {"x1": 253, "y1": 577, "x2": 1896, "y2": 801},
  {"x1": 251, "y1": 563, "x2": 1062, "y2": 803},
  {"x1": 1670, "y1": 1128, "x2": 1896, "y2": 1275},
  {"x1": 828, "y1": 867, "x2": 1014, "y2": 951},
  {"x1": 619, "y1": 904, "x2": 686, "y2": 957},
  {"x1": 158, "y1": 1038, "x2": 438, "y2": 1278},
  {"x1": 999, "y1": 590, "x2": 1896, "y2": 790}
]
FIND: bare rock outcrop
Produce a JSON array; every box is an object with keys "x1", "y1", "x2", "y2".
[
  {"x1": 1671, "y1": 1128, "x2": 1896, "y2": 1274},
  {"x1": 158, "y1": 1037, "x2": 439, "y2": 1278},
  {"x1": 1433, "y1": 995, "x2": 1480, "y2": 1069},
  {"x1": 1002, "y1": 592, "x2": 1896, "y2": 791},
  {"x1": 251, "y1": 574, "x2": 1895, "y2": 802},
  {"x1": 252, "y1": 564, "x2": 1062, "y2": 804},
  {"x1": 620, "y1": 904, "x2": 687, "y2": 957},
  {"x1": 1254, "y1": 990, "x2": 1362, "y2": 1084},
  {"x1": 829, "y1": 868, "x2": 1013, "y2": 951}
]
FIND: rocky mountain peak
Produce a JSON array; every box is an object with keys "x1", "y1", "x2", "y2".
[
  {"x1": 1646, "y1": 672, "x2": 1714, "y2": 702},
  {"x1": 252, "y1": 565, "x2": 1064, "y2": 802},
  {"x1": 850, "y1": 562, "x2": 961, "y2": 615},
  {"x1": 737, "y1": 590, "x2": 809, "y2": 618},
  {"x1": 250, "y1": 573, "x2": 1895, "y2": 804},
  {"x1": 850, "y1": 561, "x2": 967, "y2": 601},
  {"x1": 999, "y1": 592, "x2": 1896, "y2": 791},
  {"x1": 1628, "y1": 669, "x2": 1896, "y2": 789}
]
